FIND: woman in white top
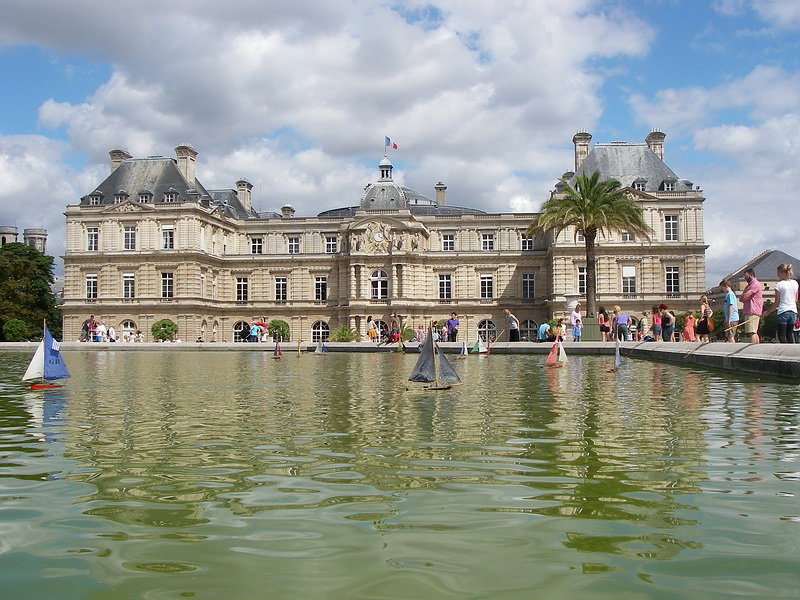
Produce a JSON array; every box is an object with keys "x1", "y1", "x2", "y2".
[{"x1": 763, "y1": 263, "x2": 799, "y2": 343}]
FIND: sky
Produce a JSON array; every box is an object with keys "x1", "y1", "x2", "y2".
[{"x1": 2, "y1": 0, "x2": 800, "y2": 287}]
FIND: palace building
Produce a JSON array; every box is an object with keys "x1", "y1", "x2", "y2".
[{"x1": 61, "y1": 132, "x2": 706, "y2": 342}]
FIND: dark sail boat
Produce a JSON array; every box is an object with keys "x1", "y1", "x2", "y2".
[{"x1": 407, "y1": 328, "x2": 461, "y2": 390}]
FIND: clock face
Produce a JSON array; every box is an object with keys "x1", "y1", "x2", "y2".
[{"x1": 373, "y1": 232, "x2": 384, "y2": 242}]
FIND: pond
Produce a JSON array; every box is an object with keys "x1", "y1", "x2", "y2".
[{"x1": 0, "y1": 350, "x2": 798, "y2": 599}]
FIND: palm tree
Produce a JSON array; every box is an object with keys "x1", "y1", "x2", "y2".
[{"x1": 527, "y1": 171, "x2": 652, "y2": 316}]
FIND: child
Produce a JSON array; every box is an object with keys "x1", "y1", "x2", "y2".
[
  {"x1": 572, "y1": 318, "x2": 582, "y2": 342},
  {"x1": 553, "y1": 318, "x2": 565, "y2": 342},
  {"x1": 682, "y1": 311, "x2": 697, "y2": 342}
]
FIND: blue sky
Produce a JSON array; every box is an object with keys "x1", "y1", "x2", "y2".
[{"x1": 1, "y1": 0, "x2": 800, "y2": 286}]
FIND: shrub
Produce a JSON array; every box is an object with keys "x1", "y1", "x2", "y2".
[
  {"x1": 151, "y1": 319, "x2": 178, "y2": 342},
  {"x1": 329, "y1": 325, "x2": 357, "y2": 342},
  {"x1": 3, "y1": 319, "x2": 29, "y2": 341},
  {"x1": 268, "y1": 319, "x2": 290, "y2": 342}
]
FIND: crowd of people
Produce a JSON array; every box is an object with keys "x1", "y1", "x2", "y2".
[{"x1": 78, "y1": 265, "x2": 798, "y2": 347}]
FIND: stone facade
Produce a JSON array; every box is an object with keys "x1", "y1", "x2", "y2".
[{"x1": 61, "y1": 132, "x2": 706, "y2": 342}]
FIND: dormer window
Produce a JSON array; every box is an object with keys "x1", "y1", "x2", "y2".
[
  {"x1": 163, "y1": 192, "x2": 177, "y2": 203},
  {"x1": 633, "y1": 179, "x2": 646, "y2": 192},
  {"x1": 139, "y1": 192, "x2": 152, "y2": 203},
  {"x1": 113, "y1": 193, "x2": 128, "y2": 204},
  {"x1": 88, "y1": 193, "x2": 103, "y2": 205},
  {"x1": 662, "y1": 179, "x2": 676, "y2": 192}
]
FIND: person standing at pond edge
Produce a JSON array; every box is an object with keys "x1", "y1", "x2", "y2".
[
  {"x1": 740, "y1": 268, "x2": 763, "y2": 344},
  {"x1": 763, "y1": 263, "x2": 799, "y2": 343},
  {"x1": 504, "y1": 309, "x2": 521, "y2": 342},
  {"x1": 720, "y1": 280, "x2": 739, "y2": 343},
  {"x1": 446, "y1": 312, "x2": 459, "y2": 342}
]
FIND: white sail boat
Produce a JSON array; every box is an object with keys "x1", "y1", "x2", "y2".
[
  {"x1": 407, "y1": 328, "x2": 461, "y2": 390},
  {"x1": 22, "y1": 323, "x2": 71, "y2": 389}
]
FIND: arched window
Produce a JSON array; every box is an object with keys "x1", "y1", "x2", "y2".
[
  {"x1": 521, "y1": 319, "x2": 537, "y2": 342},
  {"x1": 312, "y1": 321, "x2": 330, "y2": 343},
  {"x1": 120, "y1": 320, "x2": 136, "y2": 341},
  {"x1": 233, "y1": 320, "x2": 250, "y2": 343},
  {"x1": 477, "y1": 319, "x2": 497, "y2": 342},
  {"x1": 370, "y1": 270, "x2": 388, "y2": 300}
]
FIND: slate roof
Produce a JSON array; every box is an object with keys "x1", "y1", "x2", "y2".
[
  {"x1": 564, "y1": 142, "x2": 694, "y2": 192},
  {"x1": 82, "y1": 157, "x2": 256, "y2": 219},
  {"x1": 725, "y1": 249, "x2": 800, "y2": 282}
]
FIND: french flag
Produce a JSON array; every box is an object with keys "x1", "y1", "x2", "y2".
[{"x1": 385, "y1": 136, "x2": 398, "y2": 150}]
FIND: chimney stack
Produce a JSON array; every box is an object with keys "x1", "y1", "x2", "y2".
[
  {"x1": 175, "y1": 144, "x2": 198, "y2": 184},
  {"x1": 572, "y1": 131, "x2": 592, "y2": 172},
  {"x1": 236, "y1": 179, "x2": 253, "y2": 213},
  {"x1": 109, "y1": 148, "x2": 132, "y2": 172},
  {"x1": 434, "y1": 182, "x2": 447, "y2": 206},
  {"x1": 645, "y1": 130, "x2": 666, "y2": 161}
]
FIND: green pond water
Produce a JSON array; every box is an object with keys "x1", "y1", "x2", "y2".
[{"x1": 0, "y1": 350, "x2": 798, "y2": 599}]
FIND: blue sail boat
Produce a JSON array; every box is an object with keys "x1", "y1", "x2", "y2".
[{"x1": 22, "y1": 323, "x2": 70, "y2": 389}]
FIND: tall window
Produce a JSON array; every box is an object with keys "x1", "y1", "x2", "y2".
[
  {"x1": 622, "y1": 266, "x2": 636, "y2": 294},
  {"x1": 275, "y1": 277, "x2": 287, "y2": 301},
  {"x1": 664, "y1": 215, "x2": 678, "y2": 241},
  {"x1": 576, "y1": 229, "x2": 585, "y2": 242},
  {"x1": 521, "y1": 235, "x2": 534, "y2": 251},
  {"x1": 315, "y1": 276, "x2": 327, "y2": 301},
  {"x1": 522, "y1": 273, "x2": 535, "y2": 298},
  {"x1": 85, "y1": 274, "x2": 98, "y2": 299},
  {"x1": 288, "y1": 237, "x2": 300, "y2": 254},
  {"x1": 370, "y1": 270, "x2": 388, "y2": 300},
  {"x1": 442, "y1": 234, "x2": 454, "y2": 251},
  {"x1": 87, "y1": 227, "x2": 98, "y2": 251},
  {"x1": 438, "y1": 274, "x2": 452, "y2": 300},
  {"x1": 665, "y1": 266, "x2": 680, "y2": 294},
  {"x1": 251, "y1": 237, "x2": 263, "y2": 254},
  {"x1": 480, "y1": 274, "x2": 493, "y2": 299},
  {"x1": 237, "y1": 277, "x2": 249, "y2": 301},
  {"x1": 124, "y1": 226, "x2": 136, "y2": 250},
  {"x1": 161, "y1": 272, "x2": 174, "y2": 298},
  {"x1": 578, "y1": 266, "x2": 587, "y2": 295},
  {"x1": 621, "y1": 230, "x2": 634, "y2": 242},
  {"x1": 162, "y1": 225, "x2": 174, "y2": 249},
  {"x1": 122, "y1": 273, "x2": 135, "y2": 299},
  {"x1": 325, "y1": 236, "x2": 338, "y2": 253},
  {"x1": 481, "y1": 233, "x2": 494, "y2": 251}
]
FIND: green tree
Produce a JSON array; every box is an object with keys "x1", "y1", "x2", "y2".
[
  {"x1": 3, "y1": 319, "x2": 29, "y2": 341},
  {"x1": 0, "y1": 242, "x2": 62, "y2": 340},
  {"x1": 151, "y1": 319, "x2": 178, "y2": 341},
  {"x1": 527, "y1": 171, "x2": 652, "y2": 316},
  {"x1": 268, "y1": 319, "x2": 290, "y2": 342}
]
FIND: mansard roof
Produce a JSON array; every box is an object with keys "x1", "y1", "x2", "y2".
[
  {"x1": 81, "y1": 156, "x2": 256, "y2": 219},
  {"x1": 725, "y1": 249, "x2": 800, "y2": 283},
  {"x1": 568, "y1": 142, "x2": 694, "y2": 193}
]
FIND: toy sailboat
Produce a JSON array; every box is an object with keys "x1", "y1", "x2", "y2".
[
  {"x1": 315, "y1": 341, "x2": 328, "y2": 356},
  {"x1": 470, "y1": 337, "x2": 488, "y2": 354},
  {"x1": 544, "y1": 340, "x2": 568, "y2": 368},
  {"x1": 456, "y1": 341, "x2": 468, "y2": 359},
  {"x1": 407, "y1": 328, "x2": 461, "y2": 390},
  {"x1": 272, "y1": 341, "x2": 282, "y2": 359},
  {"x1": 22, "y1": 323, "x2": 71, "y2": 389}
]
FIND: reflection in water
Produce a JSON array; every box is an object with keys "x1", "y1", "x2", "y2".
[{"x1": 0, "y1": 351, "x2": 798, "y2": 599}]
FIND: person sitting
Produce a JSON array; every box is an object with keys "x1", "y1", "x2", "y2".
[{"x1": 537, "y1": 322, "x2": 551, "y2": 342}]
